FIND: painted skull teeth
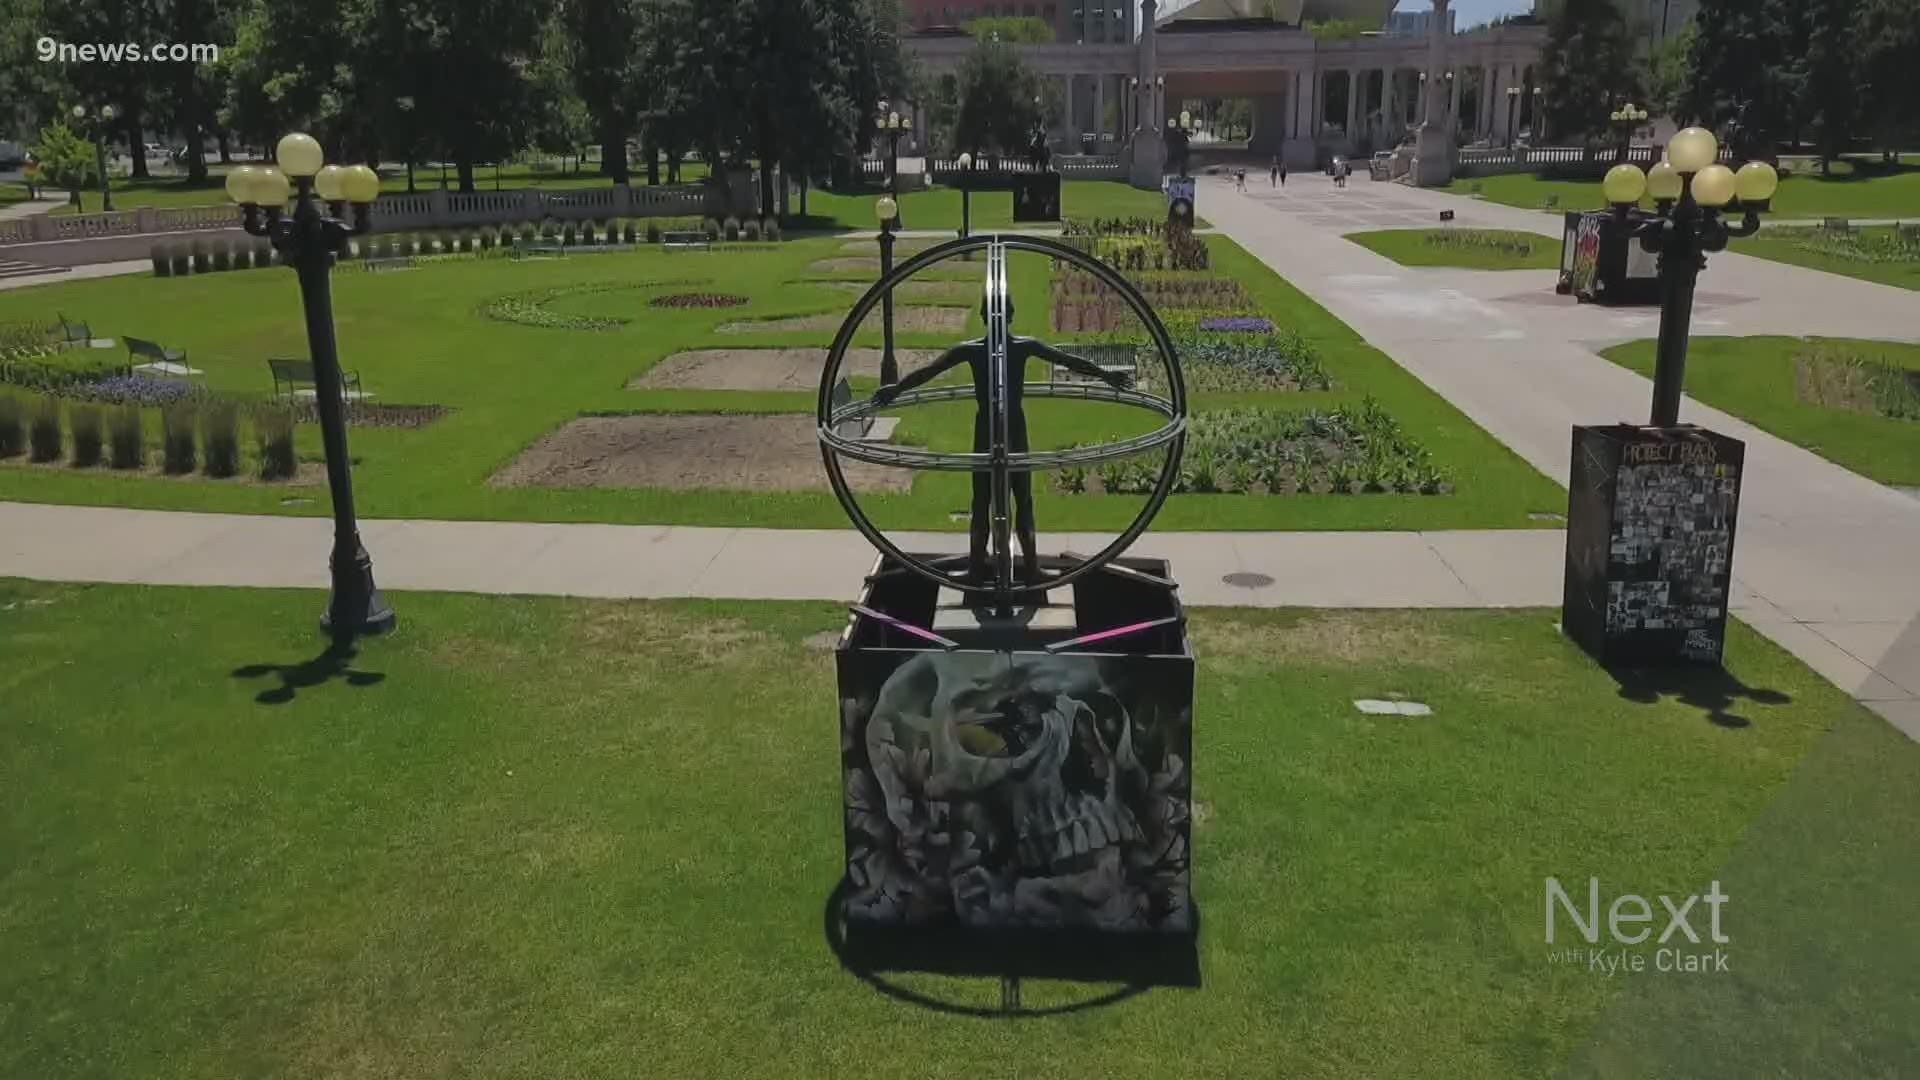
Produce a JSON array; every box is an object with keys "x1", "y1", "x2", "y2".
[{"x1": 1017, "y1": 791, "x2": 1139, "y2": 870}]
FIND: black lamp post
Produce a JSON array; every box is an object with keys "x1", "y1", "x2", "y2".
[
  {"x1": 1600, "y1": 132, "x2": 1777, "y2": 425},
  {"x1": 70, "y1": 103, "x2": 116, "y2": 212},
  {"x1": 1609, "y1": 102, "x2": 1648, "y2": 163},
  {"x1": 1531, "y1": 86, "x2": 1545, "y2": 142},
  {"x1": 877, "y1": 100, "x2": 911, "y2": 222},
  {"x1": 227, "y1": 134, "x2": 395, "y2": 641},
  {"x1": 955, "y1": 152, "x2": 976, "y2": 240},
  {"x1": 876, "y1": 195, "x2": 900, "y2": 388}
]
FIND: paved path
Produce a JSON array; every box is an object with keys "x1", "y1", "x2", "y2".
[
  {"x1": 0, "y1": 258, "x2": 145, "y2": 291},
  {"x1": 1203, "y1": 172, "x2": 1920, "y2": 738},
  {"x1": 0, "y1": 501, "x2": 1562, "y2": 609},
  {"x1": 0, "y1": 197, "x2": 65, "y2": 222}
]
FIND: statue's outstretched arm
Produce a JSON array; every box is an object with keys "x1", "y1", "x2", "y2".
[
  {"x1": 872, "y1": 343, "x2": 978, "y2": 405},
  {"x1": 1027, "y1": 340, "x2": 1133, "y2": 388}
]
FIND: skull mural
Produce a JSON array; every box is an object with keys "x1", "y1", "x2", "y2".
[{"x1": 842, "y1": 651, "x2": 1192, "y2": 933}]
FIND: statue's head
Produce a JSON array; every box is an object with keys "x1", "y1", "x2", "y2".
[{"x1": 980, "y1": 295, "x2": 1017, "y2": 329}]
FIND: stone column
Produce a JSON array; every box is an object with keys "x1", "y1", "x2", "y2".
[
  {"x1": 1129, "y1": 0, "x2": 1164, "y2": 189},
  {"x1": 1448, "y1": 69, "x2": 1463, "y2": 134},
  {"x1": 1347, "y1": 69, "x2": 1361, "y2": 140},
  {"x1": 1381, "y1": 68, "x2": 1397, "y2": 141},
  {"x1": 1095, "y1": 75, "x2": 1108, "y2": 153},
  {"x1": 1479, "y1": 63, "x2": 1496, "y2": 138},
  {"x1": 1411, "y1": 0, "x2": 1454, "y2": 186}
]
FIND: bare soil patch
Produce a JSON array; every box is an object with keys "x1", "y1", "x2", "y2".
[
  {"x1": 489, "y1": 414, "x2": 912, "y2": 493},
  {"x1": 814, "y1": 279, "x2": 980, "y2": 303},
  {"x1": 717, "y1": 306, "x2": 968, "y2": 336},
  {"x1": 630, "y1": 348, "x2": 942, "y2": 391},
  {"x1": 806, "y1": 257, "x2": 974, "y2": 278}
]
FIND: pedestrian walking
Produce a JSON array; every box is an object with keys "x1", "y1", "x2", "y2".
[
  {"x1": 1280, "y1": 160, "x2": 1287, "y2": 187},
  {"x1": 1270, "y1": 156, "x2": 1279, "y2": 187}
]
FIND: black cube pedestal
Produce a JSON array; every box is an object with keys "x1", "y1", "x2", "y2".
[
  {"x1": 1011, "y1": 172, "x2": 1062, "y2": 222},
  {"x1": 1559, "y1": 210, "x2": 1662, "y2": 305},
  {"x1": 1564, "y1": 424, "x2": 1746, "y2": 666},
  {"x1": 835, "y1": 554, "x2": 1193, "y2": 935}
]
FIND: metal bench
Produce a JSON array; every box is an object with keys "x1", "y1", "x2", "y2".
[
  {"x1": 364, "y1": 255, "x2": 417, "y2": 273},
  {"x1": 52, "y1": 314, "x2": 92, "y2": 348},
  {"x1": 830, "y1": 376, "x2": 874, "y2": 440},
  {"x1": 125, "y1": 336, "x2": 197, "y2": 376},
  {"x1": 512, "y1": 240, "x2": 567, "y2": 260},
  {"x1": 1048, "y1": 343, "x2": 1138, "y2": 389},
  {"x1": 663, "y1": 231, "x2": 711, "y2": 252},
  {"x1": 1822, "y1": 217, "x2": 1852, "y2": 233},
  {"x1": 269, "y1": 357, "x2": 366, "y2": 402}
]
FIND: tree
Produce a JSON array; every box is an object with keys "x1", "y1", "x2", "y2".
[
  {"x1": 964, "y1": 15, "x2": 1052, "y2": 43},
  {"x1": 1645, "y1": 21, "x2": 1695, "y2": 122},
  {"x1": 1853, "y1": 0, "x2": 1920, "y2": 164},
  {"x1": 1536, "y1": 0, "x2": 1643, "y2": 142},
  {"x1": 952, "y1": 39, "x2": 1047, "y2": 157},
  {"x1": 1799, "y1": 0, "x2": 1861, "y2": 173},
  {"x1": 40, "y1": 0, "x2": 165, "y2": 178},
  {"x1": 222, "y1": 0, "x2": 373, "y2": 157},
  {"x1": 31, "y1": 121, "x2": 96, "y2": 209},
  {"x1": 1685, "y1": 0, "x2": 1801, "y2": 158},
  {"x1": 557, "y1": 0, "x2": 645, "y2": 183}
]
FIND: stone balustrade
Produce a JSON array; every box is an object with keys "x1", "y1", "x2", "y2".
[{"x1": 1454, "y1": 143, "x2": 1736, "y2": 178}]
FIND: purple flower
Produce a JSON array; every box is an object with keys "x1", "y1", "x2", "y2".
[
  {"x1": 1198, "y1": 317, "x2": 1275, "y2": 334},
  {"x1": 70, "y1": 375, "x2": 206, "y2": 407}
]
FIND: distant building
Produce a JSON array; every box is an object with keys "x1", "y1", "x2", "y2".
[
  {"x1": 902, "y1": 0, "x2": 1137, "y2": 43},
  {"x1": 1385, "y1": 8, "x2": 1456, "y2": 36}
]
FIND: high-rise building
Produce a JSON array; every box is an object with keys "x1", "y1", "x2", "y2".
[{"x1": 902, "y1": 0, "x2": 1137, "y2": 43}]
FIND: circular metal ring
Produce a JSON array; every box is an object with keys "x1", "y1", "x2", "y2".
[{"x1": 818, "y1": 233, "x2": 1186, "y2": 598}]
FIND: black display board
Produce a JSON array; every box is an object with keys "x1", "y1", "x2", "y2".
[
  {"x1": 1564, "y1": 425, "x2": 1745, "y2": 666},
  {"x1": 1011, "y1": 172, "x2": 1061, "y2": 222},
  {"x1": 1559, "y1": 210, "x2": 1662, "y2": 306}
]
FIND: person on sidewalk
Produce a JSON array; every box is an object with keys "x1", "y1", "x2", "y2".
[
  {"x1": 1270, "y1": 156, "x2": 1279, "y2": 187},
  {"x1": 1280, "y1": 160, "x2": 1288, "y2": 187}
]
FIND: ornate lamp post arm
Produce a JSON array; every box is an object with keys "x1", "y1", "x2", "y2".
[{"x1": 229, "y1": 137, "x2": 395, "y2": 641}]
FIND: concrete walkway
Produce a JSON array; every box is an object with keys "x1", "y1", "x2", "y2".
[
  {"x1": 0, "y1": 197, "x2": 65, "y2": 222},
  {"x1": 0, "y1": 258, "x2": 146, "y2": 291},
  {"x1": 1202, "y1": 172, "x2": 1920, "y2": 738},
  {"x1": 0, "y1": 501, "x2": 1561, "y2": 609}
]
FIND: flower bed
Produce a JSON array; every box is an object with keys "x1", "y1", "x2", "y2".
[
  {"x1": 1421, "y1": 229, "x2": 1539, "y2": 259},
  {"x1": 1054, "y1": 400, "x2": 1447, "y2": 496},
  {"x1": 648, "y1": 292, "x2": 749, "y2": 310},
  {"x1": 478, "y1": 279, "x2": 711, "y2": 331},
  {"x1": 1794, "y1": 346, "x2": 1920, "y2": 420},
  {"x1": 1194, "y1": 316, "x2": 1275, "y2": 335},
  {"x1": 1779, "y1": 226, "x2": 1920, "y2": 265}
]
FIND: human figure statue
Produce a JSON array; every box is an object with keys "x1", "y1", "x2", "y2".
[
  {"x1": 873, "y1": 298, "x2": 1131, "y2": 590},
  {"x1": 1028, "y1": 126, "x2": 1053, "y2": 172}
]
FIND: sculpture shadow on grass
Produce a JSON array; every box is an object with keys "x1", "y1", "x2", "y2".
[
  {"x1": 231, "y1": 640, "x2": 387, "y2": 705},
  {"x1": 821, "y1": 878, "x2": 1201, "y2": 1018},
  {"x1": 1606, "y1": 663, "x2": 1791, "y2": 729}
]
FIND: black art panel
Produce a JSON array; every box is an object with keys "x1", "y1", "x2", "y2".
[{"x1": 837, "y1": 649, "x2": 1193, "y2": 933}]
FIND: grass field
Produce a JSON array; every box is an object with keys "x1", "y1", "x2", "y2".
[
  {"x1": 0, "y1": 233, "x2": 1564, "y2": 530},
  {"x1": 1345, "y1": 228, "x2": 1562, "y2": 270},
  {"x1": 1603, "y1": 336, "x2": 1920, "y2": 486},
  {"x1": 1, "y1": 578, "x2": 1913, "y2": 1078},
  {"x1": 1445, "y1": 157, "x2": 1920, "y2": 220},
  {"x1": 1730, "y1": 226, "x2": 1920, "y2": 292}
]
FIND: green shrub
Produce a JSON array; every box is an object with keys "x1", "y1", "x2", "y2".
[
  {"x1": 201, "y1": 400, "x2": 240, "y2": 478},
  {"x1": 160, "y1": 403, "x2": 196, "y2": 474},
  {"x1": 108, "y1": 406, "x2": 143, "y2": 468},
  {"x1": 562, "y1": 224, "x2": 577, "y2": 246},
  {"x1": 480, "y1": 230, "x2": 495, "y2": 250},
  {"x1": 582, "y1": 220, "x2": 597, "y2": 245},
  {"x1": 191, "y1": 240, "x2": 211, "y2": 274},
  {"x1": 722, "y1": 216, "x2": 741, "y2": 241},
  {"x1": 646, "y1": 222, "x2": 663, "y2": 244},
  {"x1": 0, "y1": 350, "x2": 124, "y2": 391},
  {"x1": 150, "y1": 244, "x2": 171, "y2": 277},
  {"x1": 624, "y1": 221, "x2": 639, "y2": 244},
  {"x1": 742, "y1": 218, "x2": 762, "y2": 241},
  {"x1": 703, "y1": 217, "x2": 721, "y2": 241},
  {"x1": 0, "y1": 393, "x2": 23, "y2": 457},
  {"x1": 69, "y1": 403, "x2": 103, "y2": 466},
  {"x1": 28, "y1": 397, "x2": 62, "y2": 462},
  {"x1": 252, "y1": 240, "x2": 273, "y2": 268},
  {"x1": 763, "y1": 217, "x2": 782, "y2": 242},
  {"x1": 172, "y1": 246, "x2": 193, "y2": 275},
  {"x1": 211, "y1": 241, "x2": 232, "y2": 272},
  {"x1": 255, "y1": 405, "x2": 297, "y2": 481}
]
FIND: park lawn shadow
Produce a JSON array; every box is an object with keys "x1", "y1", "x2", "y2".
[
  {"x1": 1605, "y1": 662, "x2": 1792, "y2": 729},
  {"x1": 231, "y1": 640, "x2": 387, "y2": 705}
]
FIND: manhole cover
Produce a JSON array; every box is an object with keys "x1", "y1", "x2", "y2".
[
  {"x1": 280, "y1": 497, "x2": 313, "y2": 507},
  {"x1": 1529, "y1": 512, "x2": 1566, "y2": 522},
  {"x1": 1221, "y1": 572, "x2": 1276, "y2": 589}
]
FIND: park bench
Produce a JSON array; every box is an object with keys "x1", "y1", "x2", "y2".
[
  {"x1": 52, "y1": 314, "x2": 94, "y2": 348},
  {"x1": 830, "y1": 377, "x2": 874, "y2": 440},
  {"x1": 125, "y1": 336, "x2": 198, "y2": 376},
  {"x1": 512, "y1": 239, "x2": 567, "y2": 260},
  {"x1": 663, "y1": 231, "x2": 711, "y2": 252},
  {"x1": 364, "y1": 254, "x2": 417, "y2": 273},
  {"x1": 1822, "y1": 217, "x2": 1852, "y2": 233},
  {"x1": 268, "y1": 357, "x2": 367, "y2": 403}
]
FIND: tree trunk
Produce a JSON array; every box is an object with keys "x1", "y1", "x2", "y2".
[
  {"x1": 645, "y1": 140, "x2": 659, "y2": 185},
  {"x1": 800, "y1": 173, "x2": 808, "y2": 217},
  {"x1": 601, "y1": 129, "x2": 629, "y2": 184},
  {"x1": 184, "y1": 117, "x2": 208, "y2": 184},
  {"x1": 758, "y1": 135, "x2": 777, "y2": 221},
  {"x1": 217, "y1": 132, "x2": 231, "y2": 164},
  {"x1": 668, "y1": 151, "x2": 681, "y2": 183},
  {"x1": 457, "y1": 155, "x2": 475, "y2": 193},
  {"x1": 126, "y1": 114, "x2": 149, "y2": 179},
  {"x1": 406, "y1": 159, "x2": 416, "y2": 194}
]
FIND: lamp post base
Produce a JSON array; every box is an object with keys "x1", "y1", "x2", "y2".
[{"x1": 321, "y1": 540, "x2": 396, "y2": 640}]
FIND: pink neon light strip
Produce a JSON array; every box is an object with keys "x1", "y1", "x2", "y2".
[
  {"x1": 850, "y1": 604, "x2": 960, "y2": 650},
  {"x1": 1046, "y1": 615, "x2": 1182, "y2": 653}
]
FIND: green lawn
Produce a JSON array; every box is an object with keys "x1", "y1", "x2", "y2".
[
  {"x1": 1730, "y1": 226, "x2": 1920, "y2": 292},
  {"x1": 1345, "y1": 228, "x2": 1562, "y2": 270},
  {"x1": 1446, "y1": 158, "x2": 1920, "y2": 219},
  {"x1": 1602, "y1": 336, "x2": 1920, "y2": 486},
  {"x1": 0, "y1": 234, "x2": 1564, "y2": 530},
  {"x1": 2, "y1": 579, "x2": 1912, "y2": 1078}
]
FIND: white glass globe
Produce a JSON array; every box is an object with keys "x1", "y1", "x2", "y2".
[
  {"x1": 1602, "y1": 164, "x2": 1647, "y2": 206},
  {"x1": 1669, "y1": 127, "x2": 1718, "y2": 173},
  {"x1": 225, "y1": 165, "x2": 263, "y2": 205},
  {"x1": 1692, "y1": 164, "x2": 1737, "y2": 208},
  {"x1": 340, "y1": 164, "x2": 381, "y2": 204},
  {"x1": 1647, "y1": 160, "x2": 1683, "y2": 202},
  {"x1": 275, "y1": 132, "x2": 325, "y2": 177},
  {"x1": 255, "y1": 167, "x2": 291, "y2": 206},
  {"x1": 1735, "y1": 161, "x2": 1779, "y2": 206},
  {"x1": 956, "y1": 152, "x2": 973, "y2": 169},
  {"x1": 875, "y1": 196, "x2": 898, "y2": 223},
  {"x1": 313, "y1": 164, "x2": 345, "y2": 201}
]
